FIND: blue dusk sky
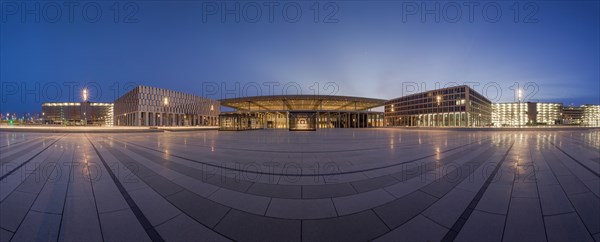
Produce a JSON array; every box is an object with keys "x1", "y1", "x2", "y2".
[{"x1": 1, "y1": 0, "x2": 599, "y2": 114}]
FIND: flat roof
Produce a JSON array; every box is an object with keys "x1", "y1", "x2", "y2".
[{"x1": 220, "y1": 95, "x2": 386, "y2": 111}]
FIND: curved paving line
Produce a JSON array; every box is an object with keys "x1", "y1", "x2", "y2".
[
  {"x1": 109, "y1": 136, "x2": 492, "y2": 177},
  {"x1": 86, "y1": 136, "x2": 165, "y2": 242},
  {"x1": 120, "y1": 133, "x2": 480, "y2": 154},
  {"x1": 0, "y1": 135, "x2": 65, "y2": 181},
  {"x1": 322, "y1": 142, "x2": 513, "y2": 241},
  {"x1": 441, "y1": 141, "x2": 515, "y2": 241},
  {"x1": 105, "y1": 136, "x2": 491, "y2": 200},
  {"x1": 97, "y1": 137, "x2": 509, "y2": 241},
  {"x1": 93, "y1": 138, "x2": 236, "y2": 241}
]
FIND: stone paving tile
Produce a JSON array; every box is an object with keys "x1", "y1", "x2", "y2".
[
  {"x1": 545, "y1": 212, "x2": 594, "y2": 241},
  {"x1": 303, "y1": 210, "x2": 389, "y2": 241},
  {"x1": 422, "y1": 187, "x2": 476, "y2": 228},
  {"x1": 128, "y1": 188, "x2": 182, "y2": 227},
  {"x1": 556, "y1": 175, "x2": 590, "y2": 195},
  {"x1": 58, "y1": 197, "x2": 103, "y2": 241},
  {"x1": 91, "y1": 177, "x2": 130, "y2": 213},
  {"x1": 351, "y1": 175, "x2": 398, "y2": 193},
  {"x1": 209, "y1": 188, "x2": 270, "y2": 215},
  {"x1": 374, "y1": 215, "x2": 448, "y2": 241},
  {"x1": 511, "y1": 181, "x2": 539, "y2": 198},
  {"x1": 0, "y1": 228, "x2": 13, "y2": 242},
  {"x1": 374, "y1": 190, "x2": 438, "y2": 228},
  {"x1": 302, "y1": 183, "x2": 356, "y2": 198},
  {"x1": 535, "y1": 170, "x2": 560, "y2": 186},
  {"x1": 538, "y1": 184, "x2": 575, "y2": 215},
  {"x1": 332, "y1": 189, "x2": 395, "y2": 216},
  {"x1": 0, "y1": 191, "x2": 37, "y2": 232},
  {"x1": 503, "y1": 197, "x2": 546, "y2": 241},
  {"x1": 246, "y1": 182, "x2": 301, "y2": 199},
  {"x1": 171, "y1": 175, "x2": 220, "y2": 197},
  {"x1": 475, "y1": 183, "x2": 512, "y2": 215},
  {"x1": 165, "y1": 189, "x2": 230, "y2": 228},
  {"x1": 205, "y1": 174, "x2": 254, "y2": 193},
  {"x1": 215, "y1": 209, "x2": 300, "y2": 241},
  {"x1": 10, "y1": 211, "x2": 61, "y2": 242},
  {"x1": 455, "y1": 210, "x2": 505, "y2": 241},
  {"x1": 99, "y1": 209, "x2": 150, "y2": 241},
  {"x1": 155, "y1": 213, "x2": 230, "y2": 241},
  {"x1": 1, "y1": 131, "x2": 598, "y2": 241},
  {"x1": 266, "y1": 197, "x2": 337, "y2": 219},
  {"x1": 568, "y1": 192, "x2": 600, "y2": 234},
  {"x1": 0, "y1": 147, "x2": 57, "y2": 202},
  {"x1": 142, "y1": 174, "x2": 185, "y2": 197}
]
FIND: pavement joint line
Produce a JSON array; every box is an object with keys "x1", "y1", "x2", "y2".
[
  {"x1": 0, "y1": 146, "x2": 62, "y2": 203},
  {"x1": 539, "y1": 143, "x2": 599, "y2": 239},
  {"x1": 86, "y1": 136, "x2": 165, "y2": 242},
  {"x1": 8, "y1": 148, "x2": 67, "y2": 241},
  {"x1": 546, "y1": 138, "x2": 600, "y2": 178},
  {"x1": 82, "y1": 144, "x2": 106, "y2": 242},
  {"x1": 98, "y1": 139, "x2": 236, "y2": 241},
  {"x1": 0, "y1": 135, "x2": 65, "y2": 181},
  {"x1": 56, "y1": 147, "x2": 75, "y2": 241},
  {"x1": 0, "y1": 135, "x2": 46, "y2": 149},
  {"x1": 370, "y1": 144, "x2": 502, "y2": 241},
  {"x1": 441, "y1": 141, "x2": 515, "y2": 241},
  {"x1": 108, "y1": 136, "x2": 492, "y2": 177},
  {"x1": 530, "y1": 145, "x2": 549, "y2": 241}
]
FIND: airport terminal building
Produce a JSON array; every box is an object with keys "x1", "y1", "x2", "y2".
[
  {"x1": 219, "y1": 95, "x2": 385, "y2": 130},
  {"x1": 38, "y1": 85, "x2": 600, "y2": 128},
  {"x1": 114, "y1": 86, "x2": 220, "y2": 126},
  {"x1": 384, "y1": 85, "x2": 492, "y2": 127}
]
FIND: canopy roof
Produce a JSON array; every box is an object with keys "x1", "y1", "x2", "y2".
[{"x1": 220, "y1": 95, "x2": 385, "y2": 111}]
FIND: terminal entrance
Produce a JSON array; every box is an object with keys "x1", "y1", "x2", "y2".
[{"x1": 219, "y1": 111, "x2": 384, "y2": 130}]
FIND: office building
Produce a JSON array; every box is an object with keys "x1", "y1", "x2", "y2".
[
  {"x1": 114, "y1": 86, "x2": 220, "y2": 126},
  {"x1": 384, "y1": 85, "x2": 492, "y2": 127}
]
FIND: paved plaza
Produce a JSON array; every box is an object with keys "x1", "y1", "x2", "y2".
[{"x1": 0, "y1": 128, "x2": 599, "y2": 241}]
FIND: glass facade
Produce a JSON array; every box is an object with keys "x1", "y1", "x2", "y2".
[
  {"x1": 42, "y1": 102, "x2": 114, "y2": 126},
  {"x1": 582, "y1": 105, "x2": 600, "y2": 127},
  {"x1": 219, "y1": 113, "x2": 261, "y2": 131},
  {"x1": 492, "y1": 102, "x2": 561, "y2": 126},
  {"x1": 384, "y1": 85, "x2": 492, "y2": 127},
  {"x1": 562, "y1": 106, "x2": 583, "y2": 125},
  {"x1": 289, "y1": 112, "x2": 317, "y2": 131},
  {"x1": 219, "y1": 95, "x2": 385, "y2": 129}
]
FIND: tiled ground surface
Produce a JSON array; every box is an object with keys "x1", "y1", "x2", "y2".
[{"x1": 0, "y1": 128, "x2": 598, "y2": 241}]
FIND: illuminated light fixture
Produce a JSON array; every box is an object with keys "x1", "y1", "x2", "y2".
[{"x1": 83, "y1": 89, "x2": 88, "y2": 101}]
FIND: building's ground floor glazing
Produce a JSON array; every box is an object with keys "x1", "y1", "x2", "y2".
[
  {"x1": 385, "y1": 112, "x2": 490, "y2": 127},
  {"x1": 116, "y1": 111, "x2": 218, "y2": 126},
  {"x1": 219, "y1": 111, "x2": 384, "y2": 130}
]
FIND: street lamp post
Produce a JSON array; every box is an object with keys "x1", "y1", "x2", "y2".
[
  {"x1": 436, "y1": 95, "x2": 441, "y2": 127},
  {"x1": 518, "y1": 89, "x2": 522, "y2": 128},
  {"x1": 210, "y1": 104, "x2": 214, "y2": 126},
  {"x1": 82, "y1": 89, "x2": 88, "y2": 126},
  {"x1": 163, "y1": 97, "x2": 169, "y2": 126}
]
